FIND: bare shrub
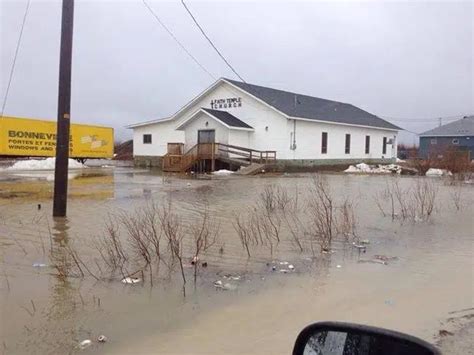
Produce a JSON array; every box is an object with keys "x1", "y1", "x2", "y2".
[
  {"x1": 119, "y1": 210, "x2": 154, "y2": 284},
  {"x1": 412, "y1": 179, "x2": 437, "y2": 219},
  {"x1": 259, "y1": 184, "x2": 293, "y2": 213},
  {"x1": 336, "y1": 198, "x2": 357, "y2": 240},
  {"x1": 374, "y1": 177, "x2": 438, "y2": 222},
  {"x1": 189, "y1": 202, "x2": 219, "y2": 283},
  {"x1": 306, "y1": 175, "x2": 335, "y2": 252},
  {"x1": 233, "y1": 212, "x2": 254, "y2": 257},
  {"x1": 282, "y1": 210, "x2": 304, "y2": 252},
  {"x1": 157, "y1": 201, "x2": 186, "y2": 290},
  {"x1": 259, "y1": 184, "x2": 277, "y2": 213},
  {"x1": 450, "y1": 184, "x2": 462, "y2": 211},
  {"x1": 94, "y1": 216, "x2": 128, "y2": 277},
  {"x1": 391, "y1": 179, "x2": 411, "y2": 220}
]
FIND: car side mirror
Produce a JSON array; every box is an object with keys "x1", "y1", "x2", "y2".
[{"x1": 293, "y1": 322, "x2": 440, "y2": 355}]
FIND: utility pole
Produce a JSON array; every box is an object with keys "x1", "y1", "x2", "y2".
[
  {"x1": 438, "y1": 117, "x2": 442, "y2": 127},
  {"x1": 53, "y1": 0, "x2": 74, "y2": 217}
]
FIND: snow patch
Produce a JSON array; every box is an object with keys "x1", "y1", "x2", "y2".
[
  {"x1": 5, "y1": 158, "x2": 84, "y2": 171},
  {"x1": 212, "y1": 169, "x2": 234, "y2": 176},
  {"x1": 425, "y1": 168, "x2": 452, "y2": 177},
  {"x1": 344, "y1": 163, "x2": 402, "y2": 174}
]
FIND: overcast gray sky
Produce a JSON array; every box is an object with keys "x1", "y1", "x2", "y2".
[{"x1": 1, "y1": 0, "x2": 473, "y2": 144}]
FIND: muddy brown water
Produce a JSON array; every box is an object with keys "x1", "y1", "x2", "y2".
[{"x1": 0, "y1": 167, "x2": 473, "y2": 354}]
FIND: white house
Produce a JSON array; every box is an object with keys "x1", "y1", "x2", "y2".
[{"x1": 127, "y1": 78, "x2": 400, "y2": 170}]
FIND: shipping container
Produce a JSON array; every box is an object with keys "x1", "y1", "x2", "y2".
[{"x1": 0, "y1": 116, "x2": 114, "y2": 159}]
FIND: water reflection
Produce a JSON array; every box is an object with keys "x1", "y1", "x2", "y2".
[{"x1": 52, "y1": 217, "x2": 70, "y2": 245}]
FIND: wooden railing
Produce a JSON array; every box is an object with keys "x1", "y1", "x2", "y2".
[
  {"x1": 216, "y1": 143, "x2": 276, "y2": 164},
  {"x1": 167, "y1": 143, "x2": 184, "y2": 155},
  {"x1": 162, "y1": 143, "x2": 276, "y2": 172}
]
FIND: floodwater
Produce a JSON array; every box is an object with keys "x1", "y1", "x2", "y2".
[{"x1": 0, "y1": 166, "x2": 473, "y2": 354}]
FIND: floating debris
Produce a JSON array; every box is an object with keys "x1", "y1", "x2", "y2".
[
  {"x1": 279, "y1": 269, "x2": 289, "y2": 274},
  {"x1": 121, "y1": 277, "x2": 141, "y2": 284},
  {"x1": 202, "y1": 262, "x2": 208, "y2": 268},
  {"x1": 213, "y1": 280, "x2": 237, "y2": 290},
  {"x1": 78, "y1": 339, "x2": 92, "y2": 350},
  {"x1": 360, "y1": 239, "x2": 370, "y2": 245},
  {"x1": 288, "y1": 264, "x2": 295, "y2": 270},
  {"x1": 279, "y1": 261, "x2": 289, "y2": 265},
  {"x1": 374, "y1": 255, "x2": 398, "y2": 262},
  {"x1": 336, "y1": 264, "x2": 342, "y2": 268},
  {"x1": 358, "y1": 259, "x2": 387, "y2": 265},
  {"x1": 352, "y1": 242, "x2": 367, "y2": 250},
  {"x1": 32, "y1": 263, "x2": 47, "y2": 268},
  {"x1": 97, "y1": 335, "x2": 107, "y2": 343},
  {"x1": 384, "y1": 299, "x2": 395, "y2": 306},
  {"x1": 214, "y1": 280, "x2": 223, "y2": 287},
  {"x1": 271, "y1": 266, "x2": 277, "y2": 271}
]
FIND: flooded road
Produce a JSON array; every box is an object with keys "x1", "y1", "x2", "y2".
[{"x1": 0, "y1": 167, "x2": 473, "y2": 354}]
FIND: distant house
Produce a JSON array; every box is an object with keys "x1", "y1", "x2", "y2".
[
  {"x1": 127, "y1": 78, "x2": 400, "y2": 171},
  {"x1": 419, "y1": 116, "x2": 474, "y2": 160}
]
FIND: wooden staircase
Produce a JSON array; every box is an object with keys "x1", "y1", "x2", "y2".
[{"x1": 162, "y1": 143, "x2": 276, "y2": 173}]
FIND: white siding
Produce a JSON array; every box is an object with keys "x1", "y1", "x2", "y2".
[
  {"x1": 133, "y1": 120, "x2": 184, "y2": 156},
  {"x1": 228, "y1": 130, "x2": 251, "y2": 148},
  {"x1": 182, "y1": 112, "x2": 229, "y2": 151},
  {"x1": 286, "y1": 119, "x2": 398, "y2": 160}
]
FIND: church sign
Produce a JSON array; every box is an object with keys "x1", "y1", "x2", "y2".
[{"x1": 210, "y1": 97, "x2": 242, "y2": 109}]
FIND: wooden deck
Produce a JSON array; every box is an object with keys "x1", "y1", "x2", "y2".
[{"x1": 162, "y1": 143, "x2": 276, "y2": 173}]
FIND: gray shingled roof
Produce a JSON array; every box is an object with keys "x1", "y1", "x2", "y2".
[
  {"x1": 202, "y1": 108, "x2": 253, "y2": 129},
  {"x1": 420, "y1": 116, "x2": 474, "y2": 137},
  {"x1": 224, "y1": 78, "x2": 400, "y2": 130}
]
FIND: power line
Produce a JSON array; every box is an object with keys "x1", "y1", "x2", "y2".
[
  {"x1": 141, "y1": 0, "x2": 216, "y2": 80},
  {"x1": 1, "y1": 0, "x2": 31, "y2": 117},
  {"x1": 180, "y1": 0, "x2": 246, "y2": 83},
  {"x1": 380, "y1": 114, "x2": 469, "y2": 122}
]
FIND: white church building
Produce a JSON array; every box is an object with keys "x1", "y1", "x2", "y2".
[{"x1": 127, "y1": 78, "x2": 400, "y2": 172}]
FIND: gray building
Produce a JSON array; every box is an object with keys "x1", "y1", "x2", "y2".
[{"x1": 419, "y1": 116, "x2": 474, "y2": 159}]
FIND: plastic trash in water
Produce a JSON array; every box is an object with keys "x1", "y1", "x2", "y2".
[
  {"x1": 78, "y1": 339, "x2": 92, "y2": 350},
  {"x1": 271, "y1": 266, "x2": 277, "y2": 271},
  {"x1": 214, "y1": 280, "x2": 237, "y2": 290},
  {"x1": 384, "y1": 299, "x2": 395, "y2": 306},
  {"x1": 279, "y1": 269, "x2": 289, "y2": 273},
  {"x1": 288, "y1": 264, "x2": 295, "y2": 270},
  {"x1": 336, "y1": 264, "x2": 342, "y2": 268},
  {"x1": 279, "y1": 261, "x2": 289, "y2": 265},
  {"x1": 32, "y1": 263, "x2": 47, "y2": 268},
  {"x1": 352, "y1": 243, "x2": 367, "y2": 250},
  {"x1": 360, "y1": 239, "x2": 370, "y2": 245},
  {"x1": 121, "y1": 277, "x2": 141, "y2": 284},
  {"x1": 97, "y1": 335, "x2": 107, "y2": 343}
]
